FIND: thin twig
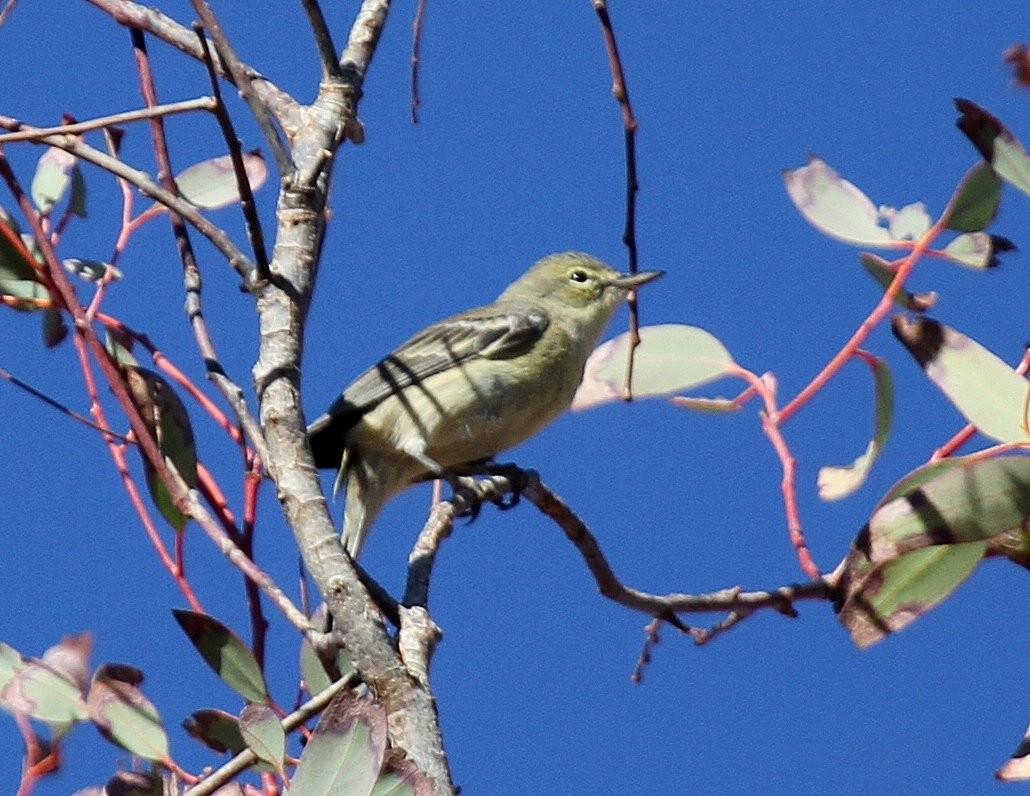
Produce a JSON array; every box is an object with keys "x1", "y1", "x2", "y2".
[
  {"x1": 0, "y1": 119, "x2": 256, "y2": 281},
  {"x1": 189, "y1": 0, "x2": 292, "y2": 174},
  {"x1": 0, "y1": 98, "x2": 216, "y2": 143},
  {"x1": 410, "y1": 0, "x2": 428, "y2": 123},
  {"x1": 592, "y1": 1, "x2": 645, "y2": 399},
  {"x1": 0, "y1": 365, "x2": 131, "y2": 442},
  {"x1": 193, "y1": 24, "x2": 272, "y2": 283},
  {"x1": 299, "y1": 0, "x2": 342, "y2": 81}
]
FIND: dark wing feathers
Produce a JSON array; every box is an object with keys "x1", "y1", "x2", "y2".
[{"x1": 307, "y1": 304, "x2": 549, "y2": 468}]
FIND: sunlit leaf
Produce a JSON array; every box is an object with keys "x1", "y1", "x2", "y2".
[
  {"x1": 41, "y1": 633, "x2": 92, "y2": 693},
  {"x1": 0, "y1": 657, "x2": 88, "y2": 724},
  {"x1": 240, "y1": 702, "x2": 286, "y2": 774},
  {"x1": 858, "y1": 253, "x2": 936, "y2": 311},
  {"x1": 955, "y1": 98, "x2": 1030, "y2": 200},
  {"x1": 124, "y1": 366, "x2": 198, "y2": 531},
  {"x1": 883, "y1": 202, "x2": 931, "y2": 241},
  {"x1": 941, "y1": 232, "x2": 1015, "y2": 269},
  {"x1": 290, "y1": 691, "x2": 388, "y2": 796},
  {"x1": 837, "y1": 541, "x2": 985, "y2": 649},
  {"x1": 176, "y1": 150, "x2": 268, "y2": 210},
  {"x1": 64, "y1": 258, "x2": 122, "y2": 283},
  {"x1": 863, "y1": 455, "x2": 1030, "y2": 562},
  {"x1": 86, "y1": 664, "x2": 169, "y2": 762},
  {"x1": 31, "y1": 147, "x2": 78, "y2": 215},
  {"x1": 818, "y1": 355, "x2": 893, "y2": 500},
  {"x1": 945, "y1": 161, "x2": 1003, "y2": 232},
  {"x1": 783, "y1": 156, "x2": 895, "y2": 246},
  {"x1": 997, "y1": 722, "x2": 1030, "y2": 781},
  {"x1": 572, "y1": 324, "x2": 736, "y2": 411},
  {"x1": 892, "y1": 316, "x2": 1029, "y2": 443},
  {"x1": 172, "y1": 610, "x2": 268, "y2": 704}
]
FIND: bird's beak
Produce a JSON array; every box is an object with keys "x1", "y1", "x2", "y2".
[{"x1": 612, "y1": 269, "x2": 664, "y2": 289}]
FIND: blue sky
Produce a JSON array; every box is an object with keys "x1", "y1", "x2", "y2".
[{"x1": 2, "y1": 2, "x2": 1030, "y2": 794}]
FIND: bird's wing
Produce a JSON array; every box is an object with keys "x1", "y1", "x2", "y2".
[
  {"x1": 307, "y1": 302, "x2": 551, "y2": 467},
  {"x1": 340, "y1": 303, "x2": 550, "y2": 411}
]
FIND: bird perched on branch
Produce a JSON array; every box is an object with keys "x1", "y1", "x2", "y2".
[{"x1": 308, "y1": 251, "x2": 663, "y2": 558}]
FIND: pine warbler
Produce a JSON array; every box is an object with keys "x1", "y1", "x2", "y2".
[{"x1": 308, "y1": 251, "x2": 662, "y2": 557}]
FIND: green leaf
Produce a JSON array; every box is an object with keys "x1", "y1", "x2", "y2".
[
  {"x1": 0, "y1": 658, "x2": 88, "y2": 724},
  {"x1": 290, "y1": 691, "x2": 387, "y2": 796},
  {"x1": 858, "y1": 253, "x2": 937, "y2": 312},
  {"x1": 300, "y1": 636, "x2": 354, "y2": 698},
  {"x1": 183, "y1": 708, "x2": 247, "y2": 755},
  {"x1": 124, "y1": 366, "x2": 198, "y2": 531},
  {"x1": 239, "y1": 702, "x2": 286, "y2": 774},
  {"x1": 784, "y1": 157, "x2": 892, "y2": 246},
  {"x1": 86, "y1": 664, "x2": 169, "y2": 761},
  {"x1": 892, "y1": 316, "x2": 1029, "y2": 443},
  {"x1": 837, "y1": 541, "x2": 985, "y2": 649},
  {"x1": 940, "y1": 232, "x2": 1015, "y2": 269},
  {"x1": 955, "y1": 98, "x2": 1030, "y2": 200},
  {"x1": 176, "y1": 149, "x2": 268, "y2": 211},
  {"x1": 945, "y1": 160, "x2": 1003, "y2": 232},
  {"x1": 0, "y1": 208, "x2": 49, "y2": 312},
  {"x1": 572, "y1": 324, "x2": 737, "y2": 411},
  {"x1": 783, "y1": 157, "x2": 931, "y2": 247},
  {"x1": 818, "y1": 354, "x2": 893, "y2": 500},
  {"x1": 64, "y1": 258, "x2": 122, "y2": 284},
  {"x1": 31, "y1": 147, "x2": 78, "y2": 215},
  {"x1": 172, "y1": 610, "x2": 269, "y2": 704},
  {"x1": 862, "y1": 455, "x2": 1030, "y2": 562}
]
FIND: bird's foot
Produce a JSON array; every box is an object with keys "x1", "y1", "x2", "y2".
[{"x1": 446, "y1": 462, "x2": 528, "y2": 521}]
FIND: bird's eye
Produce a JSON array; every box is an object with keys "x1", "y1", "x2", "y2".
[{"x1": 569, "y1": 269, "x2": 589, "y2": 283}]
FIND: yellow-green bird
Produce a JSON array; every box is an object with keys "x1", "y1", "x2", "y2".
[{"x1": 308, "y1": 251, "x2": 663, "y2": 557}]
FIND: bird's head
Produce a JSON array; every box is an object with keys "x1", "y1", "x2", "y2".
[{"x1": 500, "y1": 252, "x2": 663, "y2": 312}]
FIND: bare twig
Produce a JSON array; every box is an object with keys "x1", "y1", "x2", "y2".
[
  {"x1": 189, "y1": 0, "x2": 292, "y2": 173},
  {"x1": 592, "y1": 1, "x2": 646, "y2": 400},
  {"x1": 524, "y1": 474, "x2": 834, "y2": 624},
  {"x1": 193, "y1": 25, "x2": 272, "y2": 283},
  {"x1": 0, "y1": 119, "x2": 256, "y2": 282},
  {"x1": 0, "y1": 98, "x2": 217, "y2": 143},
  {"x1": 0, "y1": 364, "x2": 130, "y2": 442},
  {"x1": 299, "y1": 0, "x2": 343, "y2": 81},
  {"x1": 410, "y1": 0, "x2": 428, "y2": 123}
]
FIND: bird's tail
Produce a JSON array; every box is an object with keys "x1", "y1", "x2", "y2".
[{"x1": 339, "y1": 448, "x2": 401, "y2": 559}]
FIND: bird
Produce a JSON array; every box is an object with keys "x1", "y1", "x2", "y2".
[{"x1": 307, "y1": 251, "x2": 663, "y2": 558}]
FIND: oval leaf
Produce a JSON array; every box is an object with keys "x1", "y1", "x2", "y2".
[
  {"x1": 892, "y1": 316, "x2": 1029, "y2": 443},
  {"x1": 945, "y1": 160, "x2": 1003, "y2": 233},
  {"x1": 31, "y1": 147, "x2": 78, "y2": 215},
  {"x1": 176, "y1": 150, "x2": 267, "y2": 211},
  {"x1": 124, "y1": 366, "x2": 198, "y2": 531},
  {"x1": 290, "y1": 691, "x2": 387, "y2": 796},
  {"x1": 572, "y1": 324, "x2": 736, "y2": 411},
  {"x1": 240, "y1": 702, "x2": 286, "y2": 774},
  {"x1": 86, "y1": 664, "x2": 169, "y2": 761},
  {"x1": 1, "y1": 658, "x2": 88, "y2": 724},
  {"x1": 956, "y1": 98, "x2": 1030, "y2": 200},
  {"x1": 183, "y1": 708, "x2": 247, "y2": 755},
  {"x1": 863, "y1": 455, "x2": 1030, "y2": 562},
  {"x1": 837, "y1": 541, "x2": 985, "y2": 649},
  {"x1": 172, "y1": 610, "x2": 268, "y2": 704},
  {"x1": 784, "y1": 156, "x2": 894, "y2": 246}
]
